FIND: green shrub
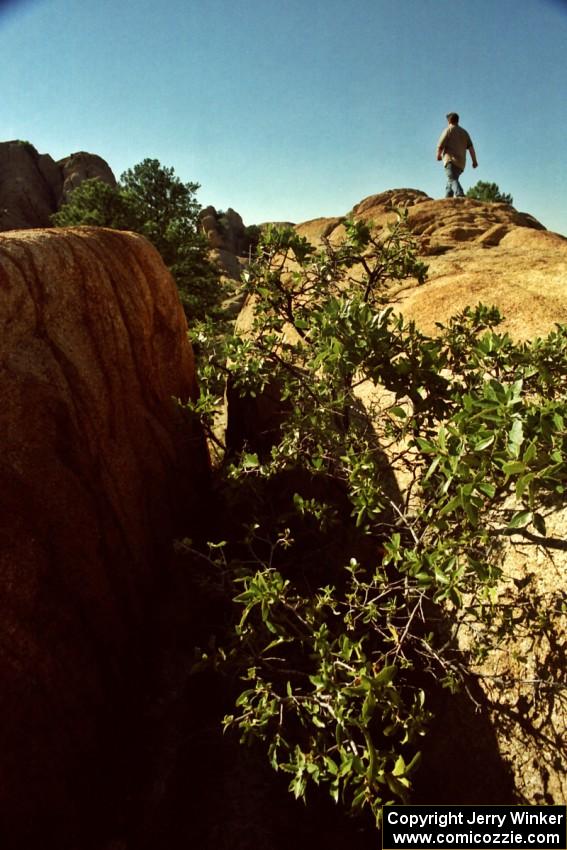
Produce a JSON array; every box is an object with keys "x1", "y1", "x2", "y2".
[
  {"x1": 466, "y1": 181, "x2": 513, "y2": 205},
  {"x1": 187, "y1": 213, "x2": 566, "y2": 825}
]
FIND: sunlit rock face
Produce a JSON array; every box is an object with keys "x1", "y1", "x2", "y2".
[
  {"x1": 0, "y1": 226, "x2": 209, "y2": 848},
  {"x1": 295, "y1": 189, "x2": 567, "y2": 338}
]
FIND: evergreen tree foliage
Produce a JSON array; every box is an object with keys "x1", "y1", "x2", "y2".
[
  {"x1": 466, "y1": 181, "x2": 513, "y2": 205},
  {"x1": 53, "y1": 159, "x2": 221, "y2": 320}
]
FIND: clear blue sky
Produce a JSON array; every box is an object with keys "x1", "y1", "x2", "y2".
[{"x1": 1, "y1": 0, "x2": 567, "y2": 233}]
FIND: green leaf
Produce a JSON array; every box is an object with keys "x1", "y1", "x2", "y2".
[
  {"x1": 438, "y1": 495, "x2": 461, "y2": 517},
  {"x1": 507, "y1": 510, "x2": 533, "y2": 530},
  {"x1": 392, "y1": 754, "x2": 406, "y2": 777},
  {"x1": 515, "y1": 472, "x2": 534, "y2": 500},
  {"x1": 290, "y1": 774, "x2": 307, "y2": 800},
  {"x1": 390, "y1": 405, "x2": 407, "y2": 419},
  {"x1": 386, "y1": 773, "x2": 410, "y2": 797},
  {"x1": 507, "y1": 419, "x2": 524, "y2": 457},
  {"x1": 405, "y1": 751, "x2": 422, "y2": 775},
  {"x1": 522, "y1": 440, "x2": 537, "y2": 464},
  {"x1": 501, "y1": 460, "x2": 527, "y2": 476},
  {"x1": 324, "y1": 756, "x2": 338, "y2": 775},
  {"x1": 423, "y1": 456, "x2": 440, "y2": 482},
  {"x1": 362, "y1": 692, "x2": 377, "y2": 723},
  {"x1": 373, "y1": 665, "x2": 397, "y2": 687},
  {"x1": 414, "y1": 437, "x2": 436, "y2": 453},
  {"x1": 415, "y1": 572, "x2": 433, "y2": 585},
  {"x1": 351, "y1": 786, "x2": 368, "y2": 811},
  {"x1": 475, "y1": 435, "x2": 495, "y2": 451},
  {"x1": 242, "y1": 452, "x2": 260, "y2": 469}
]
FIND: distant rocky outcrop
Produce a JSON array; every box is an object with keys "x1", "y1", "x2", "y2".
[
  {"x1": 199, "y1": 204, "x2": 250, "y2": 280},
  {"x1": 58, "y1": 150, "x2": 116, "y2": 205},
  {"x1": 200, "y1": 205, "x2": 248, "y2": 255},
  {"x1": 0, "y1": 140, "x2": 116, "y2": 231},
  {"x1": 0, "y1": 226, "x2": 209, "y2": 848}
]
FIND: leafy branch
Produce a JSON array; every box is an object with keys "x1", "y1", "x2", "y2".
[{"x1": 185, "y1": 210, "x2": 567, "y2": 826}]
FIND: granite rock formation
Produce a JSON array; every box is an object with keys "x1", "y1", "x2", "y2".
[
  {"x1": 297, "y1": 188, "x2": 546, "y2": 248},
  {"x1": 0, "y1": 226, "x2": 209, "y2": 848},
  {"x1": 295, "y1": 189, "x2": 567, "y2": 337},
  {"x1": 199, "y1": 205, "x2": 248, "y2": 256},
  {"x1": 58, "y1": 150, "x2": 117, "y2": 205},
  {"x1": 199, "y1": 204, "x2": 250, "y2": 280},
  {"x1": 0, "y1": 140, "x2": 116, "y2": 231}
]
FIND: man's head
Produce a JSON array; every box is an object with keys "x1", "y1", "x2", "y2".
[{"x1": 446, "y1": 112, "x2": 459, "y2": 125}]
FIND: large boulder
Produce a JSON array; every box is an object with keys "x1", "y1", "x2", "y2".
[
  {"x1": 57, "y1": 150, "x2": 117, "y2": 205},
  {"x1": 199, "y1": 205, "x2": 248, "y2": 257},
  {"x1": 0, "y1": 227, "x2": 209, "y2": 848},
  {"x1": 199, "y1": 205, "x2": 252, "y2": 286},
  {"x1": 395, "y1": 222, "x2": 567, "y2": 338},
  {"x1": 293, "y1": 189, "x2": 567, "y2": 338},
  {"x1": 230, "y1": 190, "x2": 565, "y2": 453},
  {"x1": 0, "y1": 140, "x2": 63, "y2": 230},
  {"x1": 296, "y1": 189, "x2": 546, "y2": 253},
  {"x1": 0, "y1": 141, "x2": 116, "y2": 231},
  {"x1": 350, "y1": 189, "x2": 545, "y2": 251}
]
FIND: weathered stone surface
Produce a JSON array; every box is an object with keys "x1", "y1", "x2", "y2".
[
  {"x1": 210, "y1": 247, "x2": 244, "y2": 281},
  {"x1": 0, "y1": 140, "x2": 62, "y2": 230},
  {"x1": 58, "y1": 150, "x2": 117, "y2": 204},
  {"x1": 289, "y1": 189, "x2": 567, "y2": 341},
  {"x1": 0, "y1": 141, "x2": 116, "y2": 232},
  {"x1": 200, "y1": 207, "x2": 225, "y2": 250},
  {"x1": 230, "y1": 189, "x2": 566, "y2": 453},
  {"x1": 467, "y1": 505, "x2": 567, "y2": 804},
  {"x1": 0, "y1": 227, "x2": 209, "y2": 848},
  {"x1": 395, "y1": 220, "x2": 567, "y2": 339},
  {"x1": 200, "y1": 205, "x2": 248, "y2": 257},
  {"x1": 295, "y1": 215, "x2": 344, "y2": 243},
  {"x1": 296, "y1": 190, "x2": 545, "y2": 253},
  {"x1": 222, "y1": 208, "x2": 247, "y2": 255}
]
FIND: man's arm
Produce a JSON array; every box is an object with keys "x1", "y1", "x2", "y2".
[
  {"x1": 436, "y1": 129, "x2": 448, "y2": 161},
  {"x1": 468, "y1": 144, "x2": 478, "y2": 168}
]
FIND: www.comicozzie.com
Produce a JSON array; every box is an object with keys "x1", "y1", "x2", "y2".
[{"x1": 382, "y1": 806, "x2": 567, "y2": 849}]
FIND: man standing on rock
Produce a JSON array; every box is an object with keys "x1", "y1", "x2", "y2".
[{"x1": 436, "y1": 112, "x2": 478, "y2": 198}]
